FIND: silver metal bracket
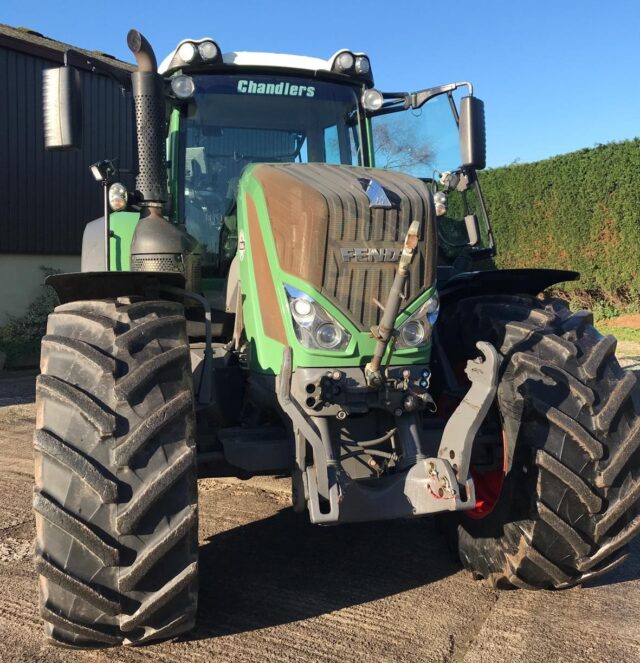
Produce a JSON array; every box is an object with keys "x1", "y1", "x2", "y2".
[{"x1": 437, "y1": 341, "x2": 500, "y2": 484}]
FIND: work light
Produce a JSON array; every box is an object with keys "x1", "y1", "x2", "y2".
[
  {"x1": 90, "y1": 159, "x2": 116, "y2": 183},
  {"x1": 171, "y1": 75, "x2": 195, "y2": 99},
  {"x1": 362, "y1": 89, "x2": 383, "y2": 112},
  {"x1": 334, "y1": 51, "x2": 355, "y2": 72},
  {"x1": 178, "y1": 41, "x2": 197, "y2": 63},
  {"x1": 355, "y1": 56, "x2": 370, "y2": 75},
  {"x1": 198, "y1": 40, "x2": 218, "y2": 61}
]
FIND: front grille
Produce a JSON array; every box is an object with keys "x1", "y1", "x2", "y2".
[{"x1": 254, "y1": 164, "x2": 436, "y2": 331}]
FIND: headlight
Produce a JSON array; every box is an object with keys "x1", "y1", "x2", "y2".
[
  {"x1": 315, "y1": 323, "x2": 343, "y2": 349},
  {"x1": 178, "y1": 41, "x2": 197, "y2": 63},
  {"x1": 198, "y1": 40, "x2": 218, "y2": 61},
  {"x1": 400, "y1": 320, "x2": 425, "y2": 347},
  {"x1": 290, "y1": 296, "x2": 315, "y2": 326},
  {"x1": 285, "y1": 285, "x2": 350, "y2": 351},
  {"x1": 396, "y1": 293, "x2": 439, "y2": 349},
  {"x1": 108, "y1": 183, "x2": 128, "y2": 211}
]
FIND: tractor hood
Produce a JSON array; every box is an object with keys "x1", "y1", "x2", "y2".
[{"x1": 241, "y1": 163, "x2": 437, "y2": 332}]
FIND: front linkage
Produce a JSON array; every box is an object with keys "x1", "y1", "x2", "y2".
[{"x1": 278, "y1": 222, "x2": 500, "y2": 524}]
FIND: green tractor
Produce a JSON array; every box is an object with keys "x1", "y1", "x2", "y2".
[{"x1": 35, "y1": 29, "x2": 640, "y2": 647}]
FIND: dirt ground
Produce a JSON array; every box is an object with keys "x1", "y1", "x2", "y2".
[
  {"x1": 605, "y1": 314, "x2": 640, "y2": 328},
  {"x1": 1, "y1": 375, "x2": 639, "y2": 663}
]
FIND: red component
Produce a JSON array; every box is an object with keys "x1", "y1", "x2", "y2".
[
  {"x1": 439, "y1": 362, "x2": 507, "y2": 520},
  {"x1": 466, "y1": 431, "x2": 507, "y2": 519}
]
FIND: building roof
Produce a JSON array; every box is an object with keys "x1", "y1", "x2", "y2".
[{"x1": 0, "y1": 23, "x2": 135, "y2": 72}]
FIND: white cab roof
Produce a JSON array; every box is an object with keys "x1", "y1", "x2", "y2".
[{"x1": 159, "y1": 39, "x2": 363, "y2": 75}]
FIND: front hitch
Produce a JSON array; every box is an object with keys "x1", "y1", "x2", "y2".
[{"x1": 277, "y1": 342, "x2": 501, "y2": 525}]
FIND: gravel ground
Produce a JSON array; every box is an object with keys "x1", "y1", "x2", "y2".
[{"x1": 0, "y1": 378, "x2": 639, "y2": 662}]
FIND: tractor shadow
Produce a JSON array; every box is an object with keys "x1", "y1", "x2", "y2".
[{"x1": 189, "y1": 507, "x2": 458, "y2": 638}]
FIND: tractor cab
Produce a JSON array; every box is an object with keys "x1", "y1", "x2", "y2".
[{"x1": 157, "y1": 38, "x2": 494, "y2": 298}]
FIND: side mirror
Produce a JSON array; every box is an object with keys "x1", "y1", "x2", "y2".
[
  {"x1": 42, "y1": 66, "x2": 83, "y2": 150},
  {"x1": 459, "y1": 96, "x2": 486, "y2": 170}
]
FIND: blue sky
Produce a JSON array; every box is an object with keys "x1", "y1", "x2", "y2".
[{"x1": 4, "y1": 0, "x2": 638, "y2": 167}]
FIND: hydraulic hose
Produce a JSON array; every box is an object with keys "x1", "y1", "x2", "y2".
[{"x1": 365, "y1": 220, "x2": 421, "y2": 387}]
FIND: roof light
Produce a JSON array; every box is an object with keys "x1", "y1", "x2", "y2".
[
  {"x1": 334, "y1": 51, "x2": 355, "y2": 72},
  {"x1": 198, "y1": 40, "x2": 218, "y2": 61},
  {"x1": 178, "y1": 42, "x2": 197, "y2": 63},
  {"x1": 355, "y1": 56, "x2": 370, "y2": 75}
]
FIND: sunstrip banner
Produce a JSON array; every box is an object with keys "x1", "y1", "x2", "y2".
[{"x1": 236, "y1": 79, "x2": 316, "y2": 97}]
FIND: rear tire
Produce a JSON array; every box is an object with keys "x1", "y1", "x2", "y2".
[
  {"x1": 34, "y1": 298, "x2": 198, "y2": 647},
  {"x1": 439, "y1": 295, "x2": 640, "y2": 589}
]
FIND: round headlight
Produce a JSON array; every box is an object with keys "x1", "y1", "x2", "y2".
[
  {"x1": 315, "y1": 322, "x2": 342, "y2": 349},
  {"x1": 171, "y1": 75, "x2": 195, "y2": 99},
  {"x1": 400, "y1": 320, "x2": 425, "y2": 347},
  {"x1": 198, "y1": 40, "x2": 218, "y2": 61},
  {"x1": 291, "y1": 298, "x2": 315, "y2": 326},
  {"x1": 362, "y1": 89, "x2": 384, "y2": 112},
  {"x1": 355, "y1": 56, "x2": 370, "y2": 75},
  {"x1": 178, "y1": 41, "x2": 197, "y2": 63},
  {"x1": 108, "y1": 183, "x2": 128, "y2": 212},
  {"x1": 433, "y1": 191, "x2": 448, "y2": 217},
  {"x1": 335, "y1": 51, "x2": 355, "y2": 72}
]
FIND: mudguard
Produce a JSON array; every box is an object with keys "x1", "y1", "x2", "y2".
[
  {"x1": 438, "y1": 268, "x2": 579, "y2": 306},
  {"x1": 46, "y1": 271, "x2": 185, "y2": 304}
]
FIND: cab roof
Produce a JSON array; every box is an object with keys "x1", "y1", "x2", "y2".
[{"x1": 158, "y1": 38, "x2": 372, "y2": 84}]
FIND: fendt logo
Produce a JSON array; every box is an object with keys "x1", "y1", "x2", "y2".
[{"x1": 340, "y1": 248, "x2": 402, "y2": 263}]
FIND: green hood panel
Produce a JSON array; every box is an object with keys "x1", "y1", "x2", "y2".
[
  {"x1": 237, "y1": 163, "x2": 437, "y2": 374},
  {"x1": 109, "y1": 211, "x2": 140, "y2": 271}
]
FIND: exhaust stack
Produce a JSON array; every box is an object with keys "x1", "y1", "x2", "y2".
[
  {"x1": 127, "y1": 29, "x2": 167, "y2": 207},
  {"x1": 127, "y1": 29, "x2": 201, "y2": 290}
]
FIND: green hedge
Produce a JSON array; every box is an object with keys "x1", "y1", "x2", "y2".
[{"x1": 479, "y1": 139, "x2": 640, "y2": 310}]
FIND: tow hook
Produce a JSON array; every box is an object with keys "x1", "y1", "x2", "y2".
[{"x1": 427, "y1": 461, "x2": 457, "y2": 499}]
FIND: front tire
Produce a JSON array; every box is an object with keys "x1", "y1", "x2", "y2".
[
  {"x1": 34, "y1": 298, "x2": 198, "y2": 647},
  {"x1": 440, "y1": 295, "x2": 640, "y2": 589}
]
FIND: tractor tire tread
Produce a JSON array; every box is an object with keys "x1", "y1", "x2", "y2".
[{"x1": 34, "y1": 299, "x2": 198, "y2": 648}]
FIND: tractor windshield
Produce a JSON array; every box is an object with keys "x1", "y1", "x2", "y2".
[{"x1": 178, "y1": 74, "x2": 364, "y2": 277}]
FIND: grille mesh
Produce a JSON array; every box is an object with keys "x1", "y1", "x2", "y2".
[
  {"x1": 132, "y1": 255, "x2": 180, "y2": 273},
  {"x1": 256, "y1": 164, "x2": 436, "y2": 331}
]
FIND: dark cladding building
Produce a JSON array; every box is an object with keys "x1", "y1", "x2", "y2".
[{"x1": 0, "y1": 24, "x2": 136, "y2": 322}]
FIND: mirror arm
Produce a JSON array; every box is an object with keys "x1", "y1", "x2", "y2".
[
  {"x1": 62, "y1": 49, "x2": 131, "y2": 92},
  {"x1": 410, "y1": 81, "x2": 473, "y2": 109}
]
